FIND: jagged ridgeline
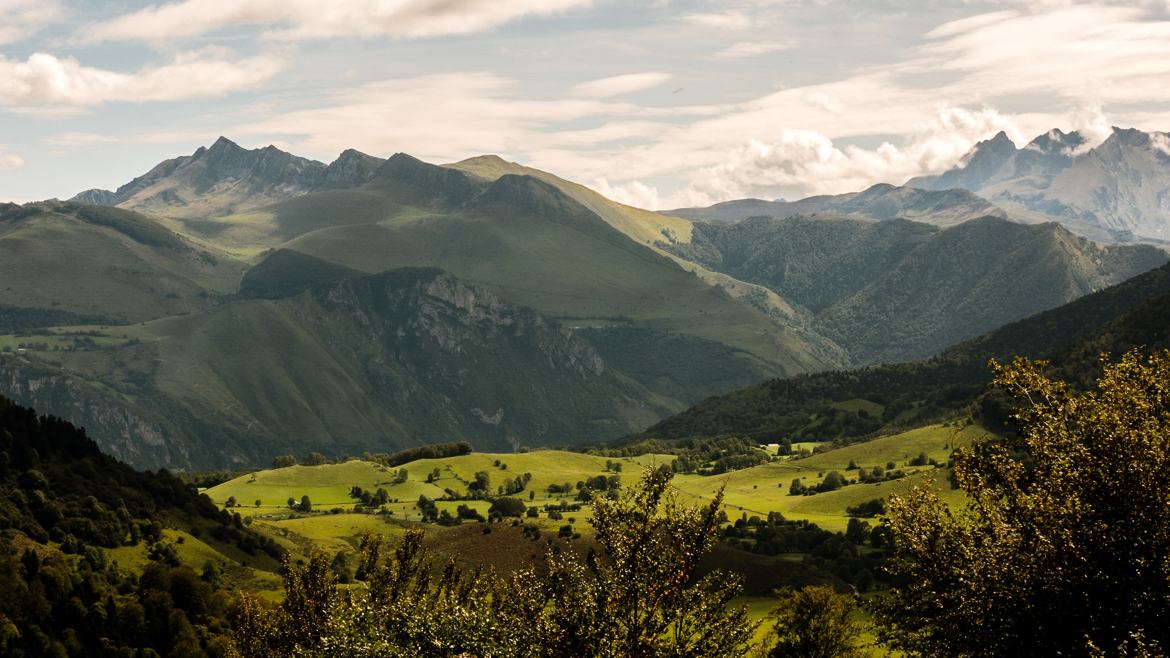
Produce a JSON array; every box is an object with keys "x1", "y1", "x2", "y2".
[
  {"x1": 4, "y1": 142, "x2": 839, "y2": 470},
  {"x1": 3, "y1": 136, "x2": 1166, "y2": 471}
]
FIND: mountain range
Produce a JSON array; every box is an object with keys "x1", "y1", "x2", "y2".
[
  {"x1": 908, "y1": 127, "x2": 1170, "y2": 244},
  {"x1": 0, "y1": 133, "x2": 1162, "y2": 469},
  {"x1": 674, "y1": 127, "x2": 1170, "y2": 247}
]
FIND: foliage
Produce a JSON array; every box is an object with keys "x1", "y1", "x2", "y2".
[
  {"x1": 0, "y1": 394, "x2": 279, "y2": 656},
  {"x1": 234, "y1": 466, "x2": 757, "y2": 657},
  {"x1": 363, "y1": 441, "x2": 472, "y2": 468},
  {"x1": 760, "y1": 585, "x2": 863, "y2": 658},
  {"x1": 878, "y1": 351, "x2": 1170, "y2": 657},
  {"x1": 488, "y1": 497, "x2": 526, "y2": 518}
]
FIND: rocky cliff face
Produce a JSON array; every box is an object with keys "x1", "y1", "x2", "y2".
[
  {"x1": 0, "y1": 267, "x2": 667, "y2": 470},
  {"x1": 909, "y1": 127, "x2": 1170, "y2": 243}
]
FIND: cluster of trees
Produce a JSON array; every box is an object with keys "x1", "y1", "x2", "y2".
[
  {"x1": 498, "y1": 472, "x2": 532, "y2": 496},
  {"x1": 592, "y1": 436, "x2": 772, "y2": 476},
  {"x1": 722, "y1": 513, "x2": 885, "y2": 593},
  {"x1": 349, "y1": 486, "x2": 392, "y2": 509},
  {"x1": 363, "y1": 441, "x2": 473, "y2": 467}
]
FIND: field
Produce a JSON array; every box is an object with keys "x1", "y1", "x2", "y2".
[
  {"x1": 206, "y1": 422, "x2": 980, "y2": 559},
  {"x1": 115, "y1": 422, "x2": 984, "y2": 654}
]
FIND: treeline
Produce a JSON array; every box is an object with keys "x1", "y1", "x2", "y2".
[
  {"x1": 0, "y1": 305, "x2": 114, "y2": 334},
  {"x1": 367, "y1": 441, "x2": 473, "y2": 467},
  {"x1": 591, "y1": 436, "x2": 771, "y2": 475}
]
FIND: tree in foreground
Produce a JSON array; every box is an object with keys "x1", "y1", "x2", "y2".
[
  {"x1": 233, "y1": 465, "x2": 755, "y2": 657},
  {"x1": 877, "y1": 351, "x2": 1170, "y2": 657},
  {"x1": 514, "y1": 464, "x2": 755, "y2": 657},
  {"x1": 760, "y1": 585, "x2": 862, "y2": 658}
]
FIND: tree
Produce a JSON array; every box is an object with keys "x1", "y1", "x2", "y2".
[
  {"x1": 526, "y1": 465, "x2": 755, "y2": 657},
  {"x1": 763, "y1": 586, "x2": 862, "y2": 658},
  {"x1": 272, "y1": 455, "x2": 297, "y2": 468},
  {"x1": 299, "y1": 495, "x2": 312, "y2": 513},
  {"x1": 789, "y1": 478, "x2": 805, "y2": 496},
  {"x1": 816, "y1": 471, "x2": 846, "y2": 492},
  {"x1": 224, "y1": 496, "x2": 237, "y2": 508},
  {"x1": 469, "y1": 470, "x2": 491, "y2": 494},
  {"x1": 877, "y1": 352, "x2": 1170, "y2": 657},
  {"x1": 845, "y1": 518, "x2": 870, "y2": 545},
  {"x1": 489, "y1": 497, "x2": 526, "y2": 518},
  {"x1": 303, "y1": 452, "x2": 327, "y2": 466}
]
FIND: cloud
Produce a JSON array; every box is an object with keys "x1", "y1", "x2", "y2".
[
  {"x1": 0, "y1": 49, "x2": 286, "y2": 107},
  {"x1": 84, "y1": 0, "x2": 592, "y2": 43},
  {"x1": 0, "y1": 0, "x2": 60, "y2": 44},
  {"x1": 714, "y1": 40, "x2": 794, "y2": 59},
  {"x1": 681, "y1": 107, "x2": 1021, "y2": 203},
  {"x1": 914, "y1": 6, "x2": 1170, "y2": 105},
  {"x1": 590, "y1": 177, "x2": 662, "y2": 209},
  {"x1": 232, "y1": 72, "x2": 637, "y2": 162},
  {"x1": 571, "y1": 73, "x2": 673, "y2": 98},
  {"x1": 44, "y1": 132, "x2": 119, "y2": 147},
  {"x1": 0, "y1": 146, "x2": 23, "y2": 169},
  {"x1": 682, "y1": 11, "x2": 752, "y2": 29}
]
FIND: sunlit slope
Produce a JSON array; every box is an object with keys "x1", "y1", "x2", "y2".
[
  {"x1": 205, "y1": 423, "x2": 974, "y2": 535},
  {"x1": 446, "y1": 155, "x2": 848, "y2": 366},
  {"x1": 280, "y1": 160, "x2": 837, "y2": 377},
  {"x1": 448, "y1": 154, "x2": 693, "y2": 246},
  {"x1": 0, "y1": 202, "x2": 243, "y2": 324}
]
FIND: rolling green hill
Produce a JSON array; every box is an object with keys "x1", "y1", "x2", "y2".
[{"x1": 0, "y1": 201, "x2": 243, "y2": 324}]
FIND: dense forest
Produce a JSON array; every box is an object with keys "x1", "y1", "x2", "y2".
[{"x1": 0, "y1": 395, "x2": 280, "y2": 657}]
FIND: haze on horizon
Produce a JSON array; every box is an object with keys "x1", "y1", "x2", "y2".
[{"x1": 2, "y1": 0, "x2": 1170, "y2": 208}]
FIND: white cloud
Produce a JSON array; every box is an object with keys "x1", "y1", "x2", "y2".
[
  {"x1": 571, "y1": 73, "x2": 673, "y2": 98},
  {"x1": 0, "y1": 146, "x2": 23, "y2": 169},
  {"x1": 44, "y1": 132, "x2": 119, "y2": 147},
  {"x1": 676, "y1": 107, "x2": 1019, "y2": 204},
  {"x1": 714, "y1": 40, "x2": 794, "y2": 59},
  {"x1": 0, "y1": 0, "x2": 60, "y2": 44},
  {"x1": 84, "y1": 0, "x2": 592, "y2": 43},
  {"x1": 1150, "y1": 132, "x2": 1170, "y2": 157},
  {"x1": 232, "y1": 72, "x2": 637, "y2": 162},
  {"x1": 914, "y1": 6, "x2": 1170, "y2": 105},
  {"x1": 590, "y1": 177, "x2": 662, "y2": 209},
  {"x1": 683, "y1": 11, "x2": 752, "y2": 29},
  {"x1": 0, "y1": 49, "x2": 286, "y2": 107}
]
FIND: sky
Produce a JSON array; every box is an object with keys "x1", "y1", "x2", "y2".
[{"x1": 2, "y1": 0, "x2": 1170, "y2": 208}]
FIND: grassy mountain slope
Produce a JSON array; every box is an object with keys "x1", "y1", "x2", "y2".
[
  {"x1": 447, "y1": 155, "x2": 847, "y2": 370},
  {"x1": 3, "y1": 266, "x2": 682, "y2": 468},
  {"x1": 0, "y1": 202, "x2": 242, "y2": 323},
  {"x1": 666, "y1": 214, "x2": 1167, "y2": 363},
  {"x1": 635, "y1": 260, "x2": 1170, "y2": 444},
  {"x1": 276, "y1": 157, "x2": 841, "y2": 381}
]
